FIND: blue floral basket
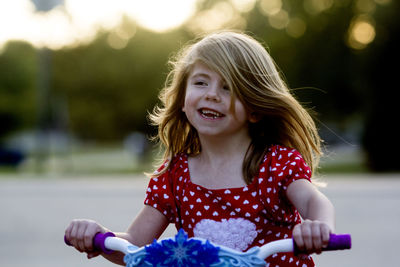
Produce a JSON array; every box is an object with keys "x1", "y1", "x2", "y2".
[{"x1": 124, "y1": 229, "x2": 265, "y2": 267}]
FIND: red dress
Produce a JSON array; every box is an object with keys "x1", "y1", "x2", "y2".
[{"x1": 145, "y1": 145, "x2": 314, "y2": 266}]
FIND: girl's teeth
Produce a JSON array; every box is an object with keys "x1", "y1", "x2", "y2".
[{"x1": 201, "y1": 109, "x2": 222, "y2": 118}]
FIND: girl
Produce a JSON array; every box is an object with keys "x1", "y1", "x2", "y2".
[{"x1": 65, "y1": 31, "x2": 335, "y2": 266}]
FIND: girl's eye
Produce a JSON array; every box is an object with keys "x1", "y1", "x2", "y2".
[
  {"x1": 194, "y1": 81, "x2": 207, "y2": 86},
  {"x1": 222, "y1": 85, "x2": 230, "y2": 91}
]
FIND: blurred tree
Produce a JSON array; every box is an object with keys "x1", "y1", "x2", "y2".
[
  {"x1": 0, "y1": 42, "x2": 37, "y2": 141},
  {"x1": 52, "y1": 26, "x2": 191, "y2": 141},
  {"x1": 245, "y1": 0, "x2": 362, "y2": 124},
  {"x1": 362, "y1": 0, "x2": 400, "y2": 172}
]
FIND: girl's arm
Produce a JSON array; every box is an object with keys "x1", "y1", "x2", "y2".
[
  {"x1": 65, "y1": 205, "x2": 169, "y2": 265},
  {"x1": 119, "y1": 205, "x2": 169, "y2": 247},
  {"x1": 286, "y1": 179, "x2": 335, "y2": 254}
]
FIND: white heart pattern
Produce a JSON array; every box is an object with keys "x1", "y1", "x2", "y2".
[{"x1": 193, "y1": 218, "x2": 257, "y2": 251}]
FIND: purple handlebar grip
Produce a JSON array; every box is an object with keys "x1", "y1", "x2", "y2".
[
  {"x1": 64, "y1": 232, "x2": 116, "y2": 254},
  {"x1": 324, "y1": 234, "x2": 351, "y2": 251},
  {"x1": 93, "y1": 232, "x2": 116, "y2": 254},
  {"x1": 294, "y1": 233, "x2": 351, "y2": 255}
]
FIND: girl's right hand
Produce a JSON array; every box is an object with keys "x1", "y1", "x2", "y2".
[{"x1": 65, "y1": 219, "x2": 108, "y2": 259}]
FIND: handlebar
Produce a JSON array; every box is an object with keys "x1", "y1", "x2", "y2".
[{"x1": 65, "y1": 230, "x2": 351, "y2": 266}]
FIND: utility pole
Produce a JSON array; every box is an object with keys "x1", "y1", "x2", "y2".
[{"x1": 31, "y1": 0, "x2": 65, "y2": 173}]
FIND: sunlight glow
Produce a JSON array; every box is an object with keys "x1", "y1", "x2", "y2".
[
  {"x1": 268, "y1": 10, "x2": 290, "y2": 30},
  {"x1": 259, "y1": 0, "x2": 282, "y2": 16},
  {"x1": 124, "y1": 0, "x2": 197, "y2": 33},
  {"x1": 347, "y1": 15, "x2": 376, "y2": 50},
  {"x1": 107, "y1": 22, "x2": 137, "y2": 50},
  {"x1": 303, "y1": 0, "x2": 334, "y2": 15},
  {"x1": 286, "y1": 17, "x2": 307, "y2": 38},
  {"x1": 230, "y1": 0, "x2": 256, "y2": 13},
  {"x1": 187, "y1": 1, "x2": 246, "y2": 34},
  {"x1": 0, "y1": 0, "x2": 197, "y2": 50}
]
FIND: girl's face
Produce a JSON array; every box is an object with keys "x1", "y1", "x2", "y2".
[{"x1": 183, "y1": 62, "x2": 250, "y2": 140}]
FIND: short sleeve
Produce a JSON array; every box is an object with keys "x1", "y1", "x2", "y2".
[
  {"x1": 144, "y1": 168, "x2": 177, "y2": 223},
  {"x1": 278, "y1": 147, "x2": 312, "y2": 189},
  {"x1": 257, "y1": 145, "x2": 312, "y2": 223}
]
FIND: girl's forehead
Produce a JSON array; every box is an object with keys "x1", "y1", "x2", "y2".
[
  {"x1": 189, "y1": 62, "x2": 212, "y2": 75},
  {"x1": 188, "y1": 61, "x2": 224, "y2": 80}
]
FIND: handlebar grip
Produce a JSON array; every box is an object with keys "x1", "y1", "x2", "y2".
[
  {"x1": 93, "y1": 232, "x2": 116, "y2": 254},
  {"x1": 64, "y1": 232, "x2": 116, "y2": 254},
  {"x1": 324, "y1": 233, "x2": 351, "y2": 251},
  {"x1": 294, "y1": 233, "x2": 351, "y2": 255}
]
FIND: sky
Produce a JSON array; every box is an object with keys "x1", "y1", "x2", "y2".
[
  {"x1": 0, "y1": 0, "x2": 388, "y2": 51},
  {"x1": 0, "y1": 0, "x2": 198, "y2": 49}
]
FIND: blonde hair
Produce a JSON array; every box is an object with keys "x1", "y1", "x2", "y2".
[{"x1": 149, "y1": 31, "x2": 322, "y2": 183}]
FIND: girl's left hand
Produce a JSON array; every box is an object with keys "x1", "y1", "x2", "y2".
[{"x1": 292, "y1": 219, "x2": 332, "y2": 255}]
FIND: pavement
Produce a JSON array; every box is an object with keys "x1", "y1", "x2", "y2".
[{"x1": 0, "y1": 173, "x2": 399, "y2": 267}]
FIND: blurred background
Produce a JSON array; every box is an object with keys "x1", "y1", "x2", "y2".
[
  {"x1": 1, "y1": 1, "x2": 400, "y2": 267},
  {"x1": 0, "y1": 0, "x2": 399, "y2": 174}
]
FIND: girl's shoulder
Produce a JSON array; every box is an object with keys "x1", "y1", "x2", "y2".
[
  {"x1": 152, "y1": 153, "x2": 188, "y2": 178},
  {"x1": 264, "y1": 144, "x2": 305, "y2": 162},
  {"x1": 169, "y1": 153, "x2": 188, "y2": 171},
  {"x1": 153, "y1": 153, "x2": 186, "y2": 170},
  {"x1": 260, "y1": 144, "x2": 311, "y2": 180}
]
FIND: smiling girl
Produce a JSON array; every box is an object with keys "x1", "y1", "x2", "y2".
[{"x1": 65, "y1": 31, "x2": 335, "y2": 267}]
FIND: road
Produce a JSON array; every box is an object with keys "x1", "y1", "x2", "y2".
[{"x1": 0, "y1": 173, "x2": 399, "y2": 267}]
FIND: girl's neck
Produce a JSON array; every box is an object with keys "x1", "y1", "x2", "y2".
[
  {"x1": 197, "y1": 133, "x2": 251, "y2": 165},
  {"x1": 188, "y1": 135, "x2": 251, "y2": 189}
]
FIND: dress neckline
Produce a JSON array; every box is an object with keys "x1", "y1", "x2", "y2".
[{"x1": 182, "y1": 154, "x2": 261, "y2": 192}]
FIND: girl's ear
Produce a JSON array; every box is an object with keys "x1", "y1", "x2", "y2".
[{"x1": 249, "y1": 112, "x2": 261, "y2": 123}]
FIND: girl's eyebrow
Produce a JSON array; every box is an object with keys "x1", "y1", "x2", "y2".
[{"x1": 189, "y1": 72, "x2": 210, "y2": 80}]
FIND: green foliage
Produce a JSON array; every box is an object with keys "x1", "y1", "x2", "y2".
[
  {"x1": 245, "y1": 1, "x2": 362, "y2": 122},
  {"x1": 52, "y1": 28, "x2": 191, "y2": 140},
  {"x1": 0, "y1": 42, "x2": 37, "y2": 141}
]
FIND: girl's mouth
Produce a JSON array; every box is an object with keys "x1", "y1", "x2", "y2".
[{"x1": 198, "y1": 108, "x2": 224, "y2": 119}]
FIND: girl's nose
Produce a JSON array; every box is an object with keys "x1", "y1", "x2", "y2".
[{"x1": 205, "y1": 84, "x2": 221, "y2": 102}]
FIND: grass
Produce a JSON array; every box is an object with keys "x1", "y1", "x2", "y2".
[
  {"x1": 0, "y1": 144, "x2": 156, "y2": 176},
  {"x1": 319, "y1": 161, "x2": 368, "y2": 174},
  {"x1": 0, "y1": 145, "x2": 369, "y2": 176}
]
